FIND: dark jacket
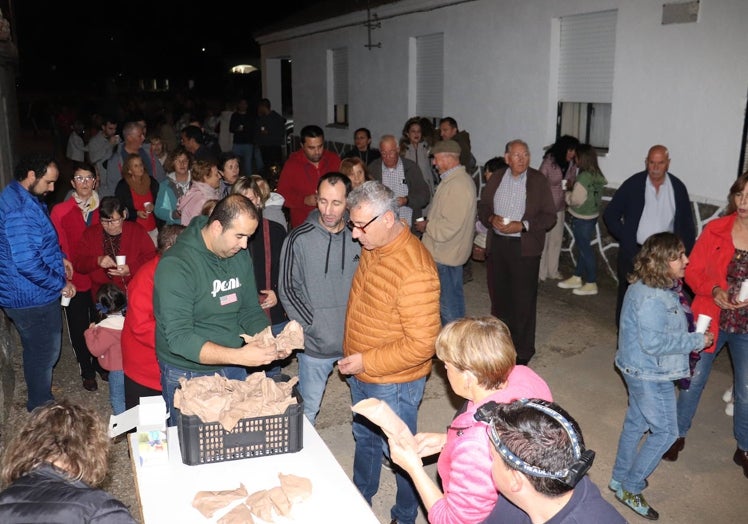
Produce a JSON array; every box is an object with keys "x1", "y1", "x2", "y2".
[
  {"x1": 248, "y1": 217, "x2": 288, "y2": 325},
  {"x1": 478, "y1": 167, "x2": 557, "y2": 257},
  {"x1": 368, "y1": 157, "x2": 431, "y2": 227},
  {"x1": 0, "y1": 464, "x2": 136, "y2": 523},
  {"x1": 603, "y1": 171, "x2": 695, "y2": 265},
  {"x1": 114, "y1": 176, "x2": 164, "y2": 230}
]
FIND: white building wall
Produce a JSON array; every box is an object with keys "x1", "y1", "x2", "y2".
[{"x1": 258, "y1": 0, "x2": 748, "y2": 203}]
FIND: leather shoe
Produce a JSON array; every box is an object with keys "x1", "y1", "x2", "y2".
[
  {"x1": 662, "y1": 437, "x2": 685, "y2": 462},
  {"x1": 733, "y1": 448, "x2": 748, "y2": 478},
  {"x1": 97, "y1": 369, "x2": 109, "y2": 382},
  {"x1": 82, "y1": 378, "x2": 98, "y2": 392}
]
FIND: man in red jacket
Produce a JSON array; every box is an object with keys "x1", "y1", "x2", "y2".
[
  {"x1": 276, "y1": 125, "x2": 341, "y2": 228},
  {"x1": 121, "y1": 224, "x2": 185, "y2": 410}
]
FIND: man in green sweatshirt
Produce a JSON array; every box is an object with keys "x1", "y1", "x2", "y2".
[{"x1": 154, "y1": 194, "x2": 286, "y2": 426}]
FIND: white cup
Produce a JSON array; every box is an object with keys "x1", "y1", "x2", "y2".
[
  {"x1": 144, "y1": 202, "x2": 153, "y2": 214},
  {"x1": 561, "y1": 179, "x2": 568, "y2": 191},
  {"x1": 738, "y1": 280, "x2": 748, "y2": 302},
  {"x1": 415, "y1": 217, "x2": 425, "y2": 223},
  {"x1": 502, "y1": 217, "x2": 511, "y2": 225},
  {"x1": 116, "y1": 255, "x2": 126, "y2": 266},
  {"x1": 695, "y1": 314, "x2": 712, "y2": 334},
  {"x1": 61, "y1": 294, "x2": 71, "y2": 307}
]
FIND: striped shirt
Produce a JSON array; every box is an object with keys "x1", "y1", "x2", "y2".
[
  {"x1": 493, "y1": 171, "x2": 527, "y2": 238},
  {"x1": 382, "y1": 159, "x2": 413, "y2": 225}
]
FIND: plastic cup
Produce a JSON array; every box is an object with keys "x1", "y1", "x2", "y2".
[
  {"x1": 144, "y1": 202, "x2": 153, "y2": 214},
  {"x1": 695, "y1": 314, "x2": 711, "y2": 334},
  {"x1": 116, "y1": 255, "x2": 126, "y2": 266},
  {"x1": 561, "y1": 179, "x2": 568, "y2": 190},
  {"x1": 416, "y1": 217, "x2": 425, "y2": 223},
  {"x1": 61, "y1": 294, "x2": 71, "y2": 307},
  {"x1": 739, "y1": 280, "x2": 748, "y2": 302},
  {"x1": 502, "y1": 217, "x2": 511, "y2": 225}
]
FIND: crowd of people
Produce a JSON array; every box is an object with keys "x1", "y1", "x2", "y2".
[{"x1": 0, "y1": 101, "x2": 746, "y2": 523}]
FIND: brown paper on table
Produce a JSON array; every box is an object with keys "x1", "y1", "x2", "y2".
[
  {"x1": 246, "y1": 489, "x2": 276, "y2": 522},
  {"x1": 278, "y1": 472, "x2": 313, "y2": 504},
  {"x1": 351, "y1": 398, "x2": 417, "y2": 450},
  {"x1": 217, "y1": 503, "x2": 254, "y2": 524},
  {"x1": 267, "y1": 486, "x2": 292, "y2": 517},
  {"x1": 174, "y1": 372, "x2": 299, "y2": 431},
  {"x1": 192, "y1": 483, "x2": 248, "y2": 518}
]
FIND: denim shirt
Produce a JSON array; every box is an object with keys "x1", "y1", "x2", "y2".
[{"x1": 615, "y1": 280, "x2": 705, "y2": 381}]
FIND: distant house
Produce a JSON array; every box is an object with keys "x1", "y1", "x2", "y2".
[{"x1": 256, "y1": 0, "x2": 748, "y2": 206}]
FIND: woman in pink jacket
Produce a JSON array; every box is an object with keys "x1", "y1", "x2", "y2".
[
  {"x1": 178, "y1": 159, "x2": 221, "y2": 226},
  {"x1": 389, "y1": 316, "x2": 553, "y2": 524}
]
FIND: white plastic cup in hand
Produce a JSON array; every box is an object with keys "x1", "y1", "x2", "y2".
[
  {"x1": 416, "y1": 217, "x2": 425, "y2": 223},
  {"x1": 561, "y1": 179, "x2": 568, "y2": 191},
  {"x1": 738, "y1": 280, "x2": 748, "y2": 302},
  {"x1": 61, "y1": 294, "x2": 71, "y2": 307},
  {"x1": 144, "y1": 202, "x2": 153, "y2": 214},
  {"x1": 695, "y1": 314, "x2": 712, "y2": 334},
  {"x1": 116, "y1": 255, "x2": 126, "y2": 266},
  {"x1": 502, "y1": 217, "x2": 511, "y2": 225}
]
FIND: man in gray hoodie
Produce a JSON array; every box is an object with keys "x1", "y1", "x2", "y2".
[{"x1": 278, "y1": 172, "x2": 361, "y2": 424}]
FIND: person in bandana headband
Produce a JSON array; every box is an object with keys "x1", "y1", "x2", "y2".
[{"x1": 51, "y1": 162, "x2": 107, "y2": 392}]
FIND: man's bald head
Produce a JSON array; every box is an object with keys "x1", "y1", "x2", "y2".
[{"x1": 646, "y1": 145, "x2": 670, "y2": 186}]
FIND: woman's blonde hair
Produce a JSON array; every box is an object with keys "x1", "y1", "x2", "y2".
[
  {"x1": 231, "y1": 175, "x2": 270, "y2": 207},
  {"x1": 628, "y1": 231, "x2": 684, "y2": 289},
  {"x1": 1, "y1": 399, "x2": 111, "y2": 487},
  {"x1": 435, "y1": 316, "x2": 517, "y2": 389}
]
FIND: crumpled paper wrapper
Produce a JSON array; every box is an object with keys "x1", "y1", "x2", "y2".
[
  {"x1": 241, "y1": 319, "x2": 305, "y2": 356},
  {"x1": 279, "y1": 472, "x2": 312, "y2": 504},
  {"x1": 174, "y1": 372, "x2": 299, "y2": 431},
  {"x1": 351, "y1": 398, "x2": 417, "y2": 450},
  {"x1": 192, "y1": 483, "x2": 248, "y2": 518},
  {"x1": 217, "y1": 503, "x2": 254, "y2": 524},
  {"x1": 246, "y1": 489, "x2": 275, "y2": 522}
]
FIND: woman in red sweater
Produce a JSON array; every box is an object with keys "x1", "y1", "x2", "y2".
[
  {"x1": 73, "y1": 196, "x2": 156, "y2": 300},
  {"x1": 121, "y1": 224, "x2": 184, "y2": 409}
]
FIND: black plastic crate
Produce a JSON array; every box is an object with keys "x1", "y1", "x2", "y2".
[{"x1": 175, "y1": 386, "x2": 304, "y2": 465}]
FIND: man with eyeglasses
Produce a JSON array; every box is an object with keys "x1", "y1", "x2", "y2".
[
  {"x1": 368, "y1": 135, "x2": 430, "y2": 234},
  {"x1": 278, "y1": 172, "x2": 360, "y2": 425},
  {"x1": 478, "y1": 139, "x2": 556, "y2": 365},
  {"x1": 51, "y1": 163, "x2": 108, "y2": 392},
  {"x1": 339, "y1": 181, "x2": 440, "y2": 524},
  {"x1": 0, "y1": 154, "x2": 76, "y2": 411},
  {"x1": 480, "y1": 399, "x2": 625, "y2": 524}
]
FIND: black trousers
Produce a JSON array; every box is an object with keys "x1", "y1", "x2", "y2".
[
  {"x1": 124, "y1": 374, "x2": 161, "y2": 411},
  {"x1": 489, "y1": 234, "x2": 541, "y2": 364},
  {"x1": 63, "y1": 291, "x2": 101, "y2": 379}
]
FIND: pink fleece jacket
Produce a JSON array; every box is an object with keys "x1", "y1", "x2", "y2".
[
  {"x1": 427, "y1": 365, "x2": 553, "y2": 524},
  {"x1": 84, "y1": 315, "x2": 125, "y2": 372}
]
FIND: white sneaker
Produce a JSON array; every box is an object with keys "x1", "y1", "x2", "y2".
[
  {"x1": 723, "y1": 386, "x2": 734, "y2": 403},
  {"x1": 573, "y1": 283, "x2": 598, "y2": 296},
  {"x1": 726, "y1": 401, "x2": 734, "y2": 417},
  {"x1": 558, "y1": 276, "x2": 582, "y2": 289}
]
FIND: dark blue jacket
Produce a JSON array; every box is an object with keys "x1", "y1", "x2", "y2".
[
  {"x1": 603, "y1": 171, "x2": 695, "y2": 264},
  {"x1": 0, "y1": 181, "x2": 66, "y2": 309},
  {"x1": 0, "y1": 464, "x2": 136, "y2": 523}
]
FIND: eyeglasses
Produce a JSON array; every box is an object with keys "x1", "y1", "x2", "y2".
[
  {"x1": 73, "y1": 176, "x2": 95, "y2": 184},
  {"x1": 101, "y1": 217, "x2": 124, "y2": 225},
  {"x1": 347, "y1": 215, "x2": 380, "y2": 234}
]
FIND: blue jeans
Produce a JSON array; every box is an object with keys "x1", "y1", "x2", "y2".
[
  {"x1": 676, "y1": 330, "x2": 748, "y2": 450},
  {"x1": 572, "y1": 217, "x2": 597, "y2": 283},
  {"x1": 232, "y1": 143, "x2": 255, "y2": 175},
  {"x1": 612, "y1": 376, "x2": 678, "y2": 493},
  {"x1": 4, "y1": 299, "x2": 62, "y2": 411},
  {"x1": 108, "y1": 369, "x2": 126, "y2": 415},
  {"x1": 297, "y1": 352, "x2": 339, "y2": 425},
  {"x1": 159, "y1": 361, "x2": 247, "y2": 427},
  {"x1": 437, "y1": 263, "x2": 465, "y2": 326},
  {"x1": 347, "y1": 376, "x2": 426, "y2": 524}
]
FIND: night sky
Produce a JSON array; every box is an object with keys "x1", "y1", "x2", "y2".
[{"x1": 11, "y1": 1, "x2": 317, "y2": 94}]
